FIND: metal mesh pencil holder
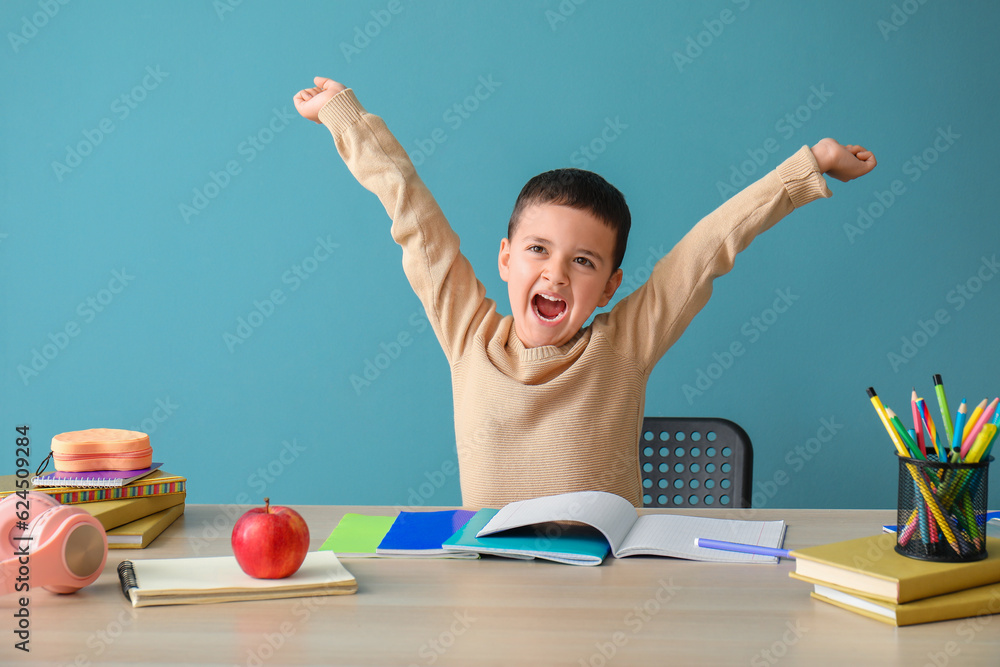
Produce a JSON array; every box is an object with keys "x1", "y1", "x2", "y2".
[{"x1": 896, "y1": 454, "x2": 991, "y2": 562}]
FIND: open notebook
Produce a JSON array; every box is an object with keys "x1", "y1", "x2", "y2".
[{"x1": 443, "y1": 490, "x2": 786, "y2": 566}]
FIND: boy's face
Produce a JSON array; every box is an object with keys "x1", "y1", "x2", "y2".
[{"x1": 498, "y1": 203, "x2": 623, "y2": 349}]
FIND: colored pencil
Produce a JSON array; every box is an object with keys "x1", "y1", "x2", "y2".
[
  {"x1": 960, "y1": 397, "x2": 998, "y2": 459},
  {"x1": 951, "y1": 400, "x2": 968, "y2": 460},
  {"x1": 867, "y1": 387, "x2": 909, "y2": 457},
  {"x1": 911, "y1": 390, "x2": 927, "y2": 456},
  {"x1": 917, "y1": 397, "x2": 945, "y2": 461},
  {"x1": 966, "y1": 425, "x2": 998, "y2": 464},
  {"x1": 963, "y1": 399, "x2": 988, "y2": 441},
  {"x1": 887, "y1": 408, "x2": 923, "y2": 459}
]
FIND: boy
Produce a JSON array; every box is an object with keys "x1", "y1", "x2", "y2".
[{"x1": 294, "y1": 77, "x2": 876, "y2": 508}]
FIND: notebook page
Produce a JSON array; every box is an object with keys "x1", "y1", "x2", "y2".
[
  {"x1": 477, "y1": 491, "x2": 637, "y2": 553},
  {"x1": 618, "y1": 514, "x2": 786, "y2": 562}
]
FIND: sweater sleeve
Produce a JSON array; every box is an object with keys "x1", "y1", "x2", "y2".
[
  {"x1": 318, "y1": 90, "x2": 491, "y2": 364},
  {"x1": 602, "y1": 146, "x2": 831, "y2": 370}
]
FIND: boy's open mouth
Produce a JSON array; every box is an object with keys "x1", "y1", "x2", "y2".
[{"x1": 532, "y1": 293, "x2": 567, "y2": 322}]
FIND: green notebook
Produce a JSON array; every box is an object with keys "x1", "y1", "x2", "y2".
[{"x1": 320, "y1": 513, "x2": 396, "y2": 557}]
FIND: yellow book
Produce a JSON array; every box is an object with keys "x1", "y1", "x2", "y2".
[
  {"x1": 0, "y1": 470, "x2": 186, "y2": 504},
  {"x1": 80, "y1": 493, "x2": 186, "y2": 531},
  {"x1": 810, "y1": 581, "x2": 1000, "y2": 626},
  {"x1": 790, "y1": 533, "x2": 1000, "y2": 603},
  {"x1": 107, "y1": 503, "x2": 185, "y2": 549}
]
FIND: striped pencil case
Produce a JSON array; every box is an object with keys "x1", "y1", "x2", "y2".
[{"x1": 51, "y1": 428, "x2": 152, "y2": 472}]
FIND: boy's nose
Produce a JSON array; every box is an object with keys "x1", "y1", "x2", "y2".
[{"x1": 542, "y1": 261, "x2": 569, "y2": 285}]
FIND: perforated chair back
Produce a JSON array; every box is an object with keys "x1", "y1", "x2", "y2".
[{"x1": 639, "y1": 417, "x2": 753, "y2": 508}]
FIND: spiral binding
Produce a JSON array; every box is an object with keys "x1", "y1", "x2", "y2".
[{"x1": 117, "y1": 560, "x2": 138, "y2": 600}]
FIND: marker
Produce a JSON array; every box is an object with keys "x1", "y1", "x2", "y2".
[
  {"x1": 933, "y1": 374, "x2": 954, "y2": 444},
  {"x1": 695, "y1": 538, "x2": 792, "y2": 560}
]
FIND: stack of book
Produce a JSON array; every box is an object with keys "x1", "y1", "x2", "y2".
[
  {"x1": 1, "y1": 465, "x2": 187, "y2": 549},
  {"x1": 789, "y1": 533, "x2": 1000, "y2": 626}
]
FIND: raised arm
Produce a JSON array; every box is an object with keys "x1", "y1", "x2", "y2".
[
  {"x1": 294, "y1": 78, "x2": 492, "y2": 363},
  {"x1": 603, "y1": 140, "x2": 874, "y2": 369}
]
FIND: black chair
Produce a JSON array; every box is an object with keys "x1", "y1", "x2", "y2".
[{"x1": 639, "y1": 417, "x2": 753, "y2": 508}]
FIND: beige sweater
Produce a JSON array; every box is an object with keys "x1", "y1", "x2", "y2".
[{"x1": 320, "y1": 90, "x2": 831, "y2": 508}]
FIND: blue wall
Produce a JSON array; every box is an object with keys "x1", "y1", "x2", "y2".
[{"x1": 4, "y1": 1, "x2": 998, "y2": 510}]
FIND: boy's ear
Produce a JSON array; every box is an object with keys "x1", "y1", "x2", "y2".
[
  {"x1": 497, "y1": 238, "x2": 511, "y2": 282},
  {"x1": 598, "y1": 268, "x2": 624, "y2": 307}
]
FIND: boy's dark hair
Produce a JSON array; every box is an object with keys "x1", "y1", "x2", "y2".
[{"x1": 507, "y1": 168, "x2": 631, "y2": 271}]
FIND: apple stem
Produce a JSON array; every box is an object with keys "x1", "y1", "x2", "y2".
[{"x1": 264, "y1": 497, "x2": 270, "y2": 513}]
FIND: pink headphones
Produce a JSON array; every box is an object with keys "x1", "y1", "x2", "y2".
[{"x1": 1, "y1": 491, "x2": 107, "y2": 595}]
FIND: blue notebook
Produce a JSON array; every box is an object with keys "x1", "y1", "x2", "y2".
[
  {"x1": 440, "y1": 508, "x2": 611, "y2": 565},
  {"x1": 376, "y1": 509, "x2": 480, "y2": 559}
]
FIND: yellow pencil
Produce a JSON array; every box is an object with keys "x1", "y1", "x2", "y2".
[
  {"x1": 966, "y1": 424, "x2": 998, "y2": 463},
  {"x1": 867, "y1": 388, "x2": 908, "y2": 456},
  {"x1": 963, "y1": 399, "x2": 989, "y2": 441}
]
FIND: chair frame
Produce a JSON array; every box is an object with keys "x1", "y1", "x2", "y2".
[{"x1": 639, "y1": 417, "x2": 753, "y2": 508}]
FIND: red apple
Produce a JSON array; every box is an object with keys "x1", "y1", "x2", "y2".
[{"x1": 231, "y1": 498, "x2": 310, "y2": 579}]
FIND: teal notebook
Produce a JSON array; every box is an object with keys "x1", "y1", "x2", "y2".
[{"x1": 441, "y1": 508, "x2": 611, "y2": 565}]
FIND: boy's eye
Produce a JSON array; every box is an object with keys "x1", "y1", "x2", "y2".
[
  {"x1": 574, "y1": 257, "x2": 595, "y2": 268},
  {"x1": 527, "y1": 245, "x2": 546, "y2": 253}
]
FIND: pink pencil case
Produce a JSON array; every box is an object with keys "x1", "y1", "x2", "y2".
[{"x1": 51, "y1": 428, "x2": 152, "y2": 472}]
